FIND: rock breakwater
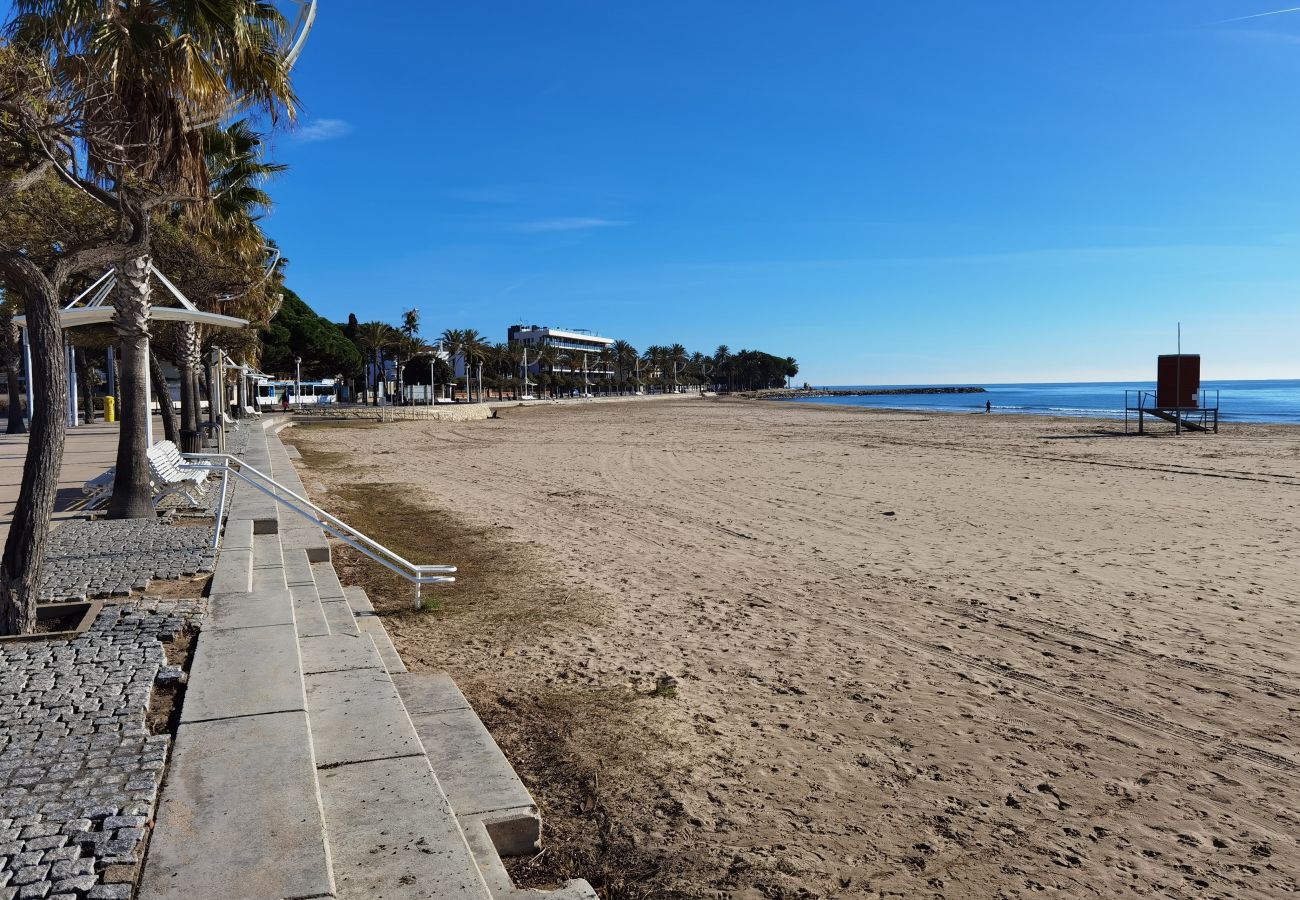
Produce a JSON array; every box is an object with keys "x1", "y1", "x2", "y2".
[{"x1": 747, "y1": 386, "x2": 986, "y2": 400}]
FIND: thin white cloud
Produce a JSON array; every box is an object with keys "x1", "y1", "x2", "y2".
[
  {"x1": 513, "y1": 217, "x2": 625, "y2": 233},
  {"x1": 1208, "y1": 5, "x2": 1300, "y2": 25},
  {"x1": 295, "y1": 118, "x2": 352, "y2": 143}
]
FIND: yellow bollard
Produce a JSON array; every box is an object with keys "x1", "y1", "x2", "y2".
[{"x1": 104, "y1": 395, "x2": 116, "y2": 423}]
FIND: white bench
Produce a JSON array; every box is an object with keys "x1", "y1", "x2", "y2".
[
  {"x1": 148, "y1": 441, "x2": 211, "y2": 507},
  {"x1": 80, "y1": 440, "x2": 212, "y2": 510}
]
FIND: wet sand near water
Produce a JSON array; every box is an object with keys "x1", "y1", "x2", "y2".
[{"x1": 285, "y1": 398, "x2": 1300, "y2": 899}]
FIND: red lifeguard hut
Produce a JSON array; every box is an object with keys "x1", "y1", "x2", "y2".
[{"x1": 1125, "y1": 353, "x2": 1220, "y2": 434}]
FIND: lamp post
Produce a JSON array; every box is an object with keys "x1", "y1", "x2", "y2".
[{"x1": 294, "y1": 356, "x2": 301, "y2": 409}]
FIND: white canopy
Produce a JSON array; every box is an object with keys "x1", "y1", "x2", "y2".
[{"x1": 14, "y1": 263, "x2": 248, "y2": 331}]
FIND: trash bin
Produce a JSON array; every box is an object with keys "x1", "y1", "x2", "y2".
[
  {"x1": 104, "y1": 396, "x2": 116, "y2": 422},
  {"x1": 180, "y1": 428, "x2": 202, "y2": 454}
]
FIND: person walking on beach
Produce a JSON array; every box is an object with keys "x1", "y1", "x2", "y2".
[
  {"x1": 281, "y1": 390, "x2": 290, "y2": 412},
  {"x1": 985, "y1": 399, "x2": 992, "y2": 414}
]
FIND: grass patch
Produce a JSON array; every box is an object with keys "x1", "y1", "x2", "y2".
[
  {"x1": 280, "y1": 425, "x2": 375, "y2": 472},
  {"x1": 326, "y1": 483, "x2": 599, "y2": 641}
]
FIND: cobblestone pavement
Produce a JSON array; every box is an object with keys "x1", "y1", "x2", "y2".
[
  {"x1": 37, "y1": 522, "x2": 215, "y2": 603},
  {"x1": 0, "y1": 600, "x2": 204, "y2": 900}
]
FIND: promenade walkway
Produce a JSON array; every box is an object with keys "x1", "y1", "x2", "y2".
[{"x1": 0, "y1": 425, "x2": 120, "y2": 547}]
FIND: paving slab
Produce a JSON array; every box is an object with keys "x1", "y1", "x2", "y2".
[
  {"x1": 394, "y1": 673, "x2": 539, "y2": 850},
  {"x1": 205, "y1": 546, "x2": 251, "y2": 595},
  {"x1": 282, "y1": 518, "x2": 331, "y2": 564},
  {"x1": 139, "y1": 711, "x2": 332, "y2": 900},
  {"x1": 304, "y1": 668, "x2": 422, "y2": 768},
  {"x1": 292, "y1": 583, "x2": 331, "y2": 638},
  {"x1": 343, "y1": 585, "x2": 375, "y2": 615},
  {"x1": 181, "y1": 623, "x2": 304, "y2": 723},
  {"x1": 206, "y1": 588, "x2": 294, "y2": 631},
  {"x1": 299, "y1": 633, "x2": 384, "y2": 675},
  {"x1": 311, "y1": 562, "x2": 348, "y2": 602},
  {"x1": 321, "y1": 599, "x2": 360, "y2": 636},
  {"x1": 358, "y1": 618, "x2": 407, "y2": 674},
  {"x1": 281, "y1": 547, "x2": 316, "y2": 587},
  {"x1": 220, "y1": 517, "x2": 253, "y2": 552},
  {"x1": 316, "y1": 756, "x2": 489, "y2": 900}
]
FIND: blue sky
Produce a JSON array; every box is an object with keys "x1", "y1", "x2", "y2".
[{"x1": 260, "y1": 2, "x2": 1300, "y2": 384}]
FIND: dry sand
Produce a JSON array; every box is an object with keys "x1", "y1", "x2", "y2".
[{"x1": 284, "y1": 397, "x2": 1300, "y2": 899}]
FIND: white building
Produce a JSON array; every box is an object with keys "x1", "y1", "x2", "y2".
[{"x1": 507, "y1": 325, "x2": 614, "y2": 374}]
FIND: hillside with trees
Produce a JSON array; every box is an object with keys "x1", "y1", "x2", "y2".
[{"x1": 260, "y1": 288, "x2": 361, "y2": 380}]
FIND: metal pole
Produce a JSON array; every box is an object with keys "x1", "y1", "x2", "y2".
[
  {"x1": 106, "y1": 345, "x2": 116, "y2": 399},
  {"x1": 144, "y1": 336, "x2": 154, "y2": 446},
  {"x1": 1175, "y1": 322, "x2": 1181, "y2": 436},
  {"x1": 21, "y1": 326, "x2": 34, "y2": 426},
  {"x1": 215, "y1": 351, "x2": 225, "y2": 453},
  {"x1": 66, "y1": 340, "x2": 78, "y2": 428}
]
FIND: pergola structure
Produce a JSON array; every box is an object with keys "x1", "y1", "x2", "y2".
[{"x1": 15, "y1": 264, "x2": 248, "y2": 446}]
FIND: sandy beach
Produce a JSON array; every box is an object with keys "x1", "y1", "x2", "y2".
[{"x1": 284, "y1": 397, "x2": 1299, "y2": 899}]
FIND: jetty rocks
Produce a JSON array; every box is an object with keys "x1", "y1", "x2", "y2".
[{"x1": 746, "y1": 386, "x2": 987, "y2": 400}]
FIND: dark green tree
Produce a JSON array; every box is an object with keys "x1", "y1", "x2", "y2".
[{"x1": 260, "y1": 288, "x2": 362, "y2": 380}]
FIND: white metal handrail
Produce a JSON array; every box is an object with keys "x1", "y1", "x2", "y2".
[{"x1": 180, "y1": 452, "x2": 456, "y2": 606}]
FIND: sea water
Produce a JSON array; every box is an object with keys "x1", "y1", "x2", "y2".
[{"x1": 784, "y1": 380, "x2": 1300, "y2": 425}]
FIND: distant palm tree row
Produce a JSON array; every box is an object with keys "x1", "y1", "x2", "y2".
[{"x1": 338, "y1": 315, "x2": 798, "y2": 403}]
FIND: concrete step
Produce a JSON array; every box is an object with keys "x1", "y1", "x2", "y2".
[
  {"x1": 139, "y1": 711, "x2": 334, "y2": 900},
  {"x1": 393, "y1": 673, "x2": 598, "y2": 899},
  {"x1": 208, "y1": 517, "x2": 252, "y2": 594},
  {"x1": 295, "y1": 582, "x2": 491, "y2": 899},
  {"x1": 311, "y1": 561, "x2": 359, "y2": 637},
  {"x1": 142, "y1": 544, "x2": 329, "y2": 899},
  {"x1": 393, "y1": 673, "x2": 540, "y2": 856},
  {"x1": 251, "y1": 532, "x2": 288, "y2": 592},
  {"x1": 463, "y1": 820, "x2": 598, "y2": 900},
  {"x1": 292, "y1": 581, "x2": 333, "y2": 638},
  {"x1": 345, "y1": 586, "x2": 407, "y2": 674},
  {"x1": 319, "y1": 754, "x2": 493, "y2": 900}
]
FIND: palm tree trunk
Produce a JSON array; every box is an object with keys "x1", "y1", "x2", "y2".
[
  {"x1": 175, "y1": 323, "x2": 201, "y2": 451},
  {"x1": 0, "y1": 277, "x2": 66, "y2": 635},
  {"x1": 75, "y1": 349, "x2": 94, "y2": 424},
  {"x1": 4, "y1": 360, "x2": 25, "y2": 434},
  {"x1": 149, "y1": 350, "x2": 178, "y2": 445},
  {"x1": 2, "y1": 314, "x2": 27, "y2": 435},
  {"x1": 108, "y1": 255, "x2": 155, "y2": 519}
]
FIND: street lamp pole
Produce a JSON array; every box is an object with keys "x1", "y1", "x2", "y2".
[{"x1": 294, "y1": 356, "x2": 301, "y2": 409}]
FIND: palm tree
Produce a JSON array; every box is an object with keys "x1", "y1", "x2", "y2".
[
  {"x1": 460, "y1": 329, "x2": 488, "y2": 402},
  {"x1": 714, "y1": 345, "x2": 731, "y2": 392},
  {"x1": 393, "y1": 333, "x2": 427, "y2": 404},
  {"x1": 401, "y1": 308, "x2": 420, "y2": 339},
  {"x1": 438, "y1": 328, "x2": 466, "y2": 399},
  {"x1": 669, "y1": 343, "x2": 687, "y2": 391},
  {"x1": 610, "y1": 339, "x2": 634, "y2": 394},
  {"x1": 0, "y1": 297, "x2": 26, "y2": 435},
  {"x1": 9, "y1": 1, "x2": 297, "y2": 518},
  {"x1": 0, "y1": 1, "x2": 298, "y2": 632},
  {"x1": 355, "y1": 321, "x2": 396, "y2": 405},
  {"x1": 534, "y1": 343, "x2": 559, "y2": 398}
]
